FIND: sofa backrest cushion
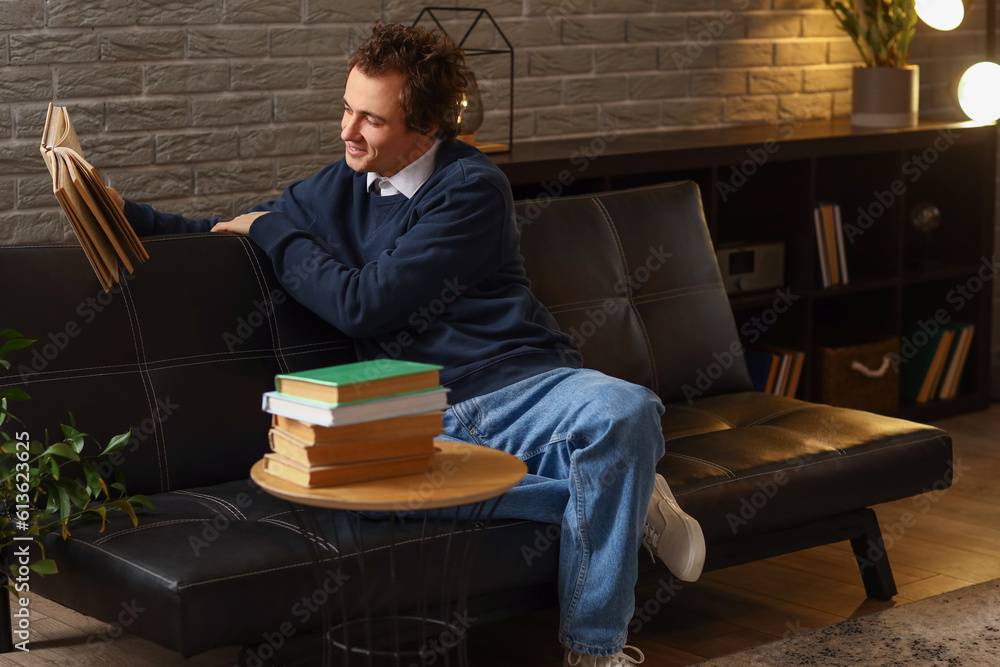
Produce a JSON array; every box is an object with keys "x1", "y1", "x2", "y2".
[
  {"x1": 515, "y1": 180, "x2": 752, "y2": 403},
  {"x1": 0, "y1": 234, "x2": 356, "y2": 495}
]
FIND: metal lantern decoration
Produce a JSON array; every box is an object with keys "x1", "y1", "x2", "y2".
[{"x1": 413, "y1": 7, "x2": 513, "y2": 153}]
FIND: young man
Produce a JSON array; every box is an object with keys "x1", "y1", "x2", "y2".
[{"x1": 112, "y1": 21, "x2": 705, "y2": 667}]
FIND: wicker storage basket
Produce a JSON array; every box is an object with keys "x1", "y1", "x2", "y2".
[{"x1": 815, "y1": 336, "x2": 900, "y2": 414}]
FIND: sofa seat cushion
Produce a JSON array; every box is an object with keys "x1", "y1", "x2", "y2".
[
  {"x1": 660, "y1": 392, "x2": 952, "y2": 544},
  {"x1": 31, "y1": 479, "x2": 559, "y2": 658}
]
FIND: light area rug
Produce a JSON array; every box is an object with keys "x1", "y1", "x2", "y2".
[{"x1": 697, "y1": 579, "x2": 1000, "y2": 666}]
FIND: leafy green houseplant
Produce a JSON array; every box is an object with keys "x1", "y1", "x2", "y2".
[
  {"x1": 0, "y1": 328, "x2": 153, "y2": 578},
  {"x1": 824, "y1": 0, "x2": 921, "y2": 127},
  {"x1": 824, "y1": 0, "x2": 918, "y2": 67}
]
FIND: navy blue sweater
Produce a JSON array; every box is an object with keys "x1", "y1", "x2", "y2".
[{"x1": 124, "y1": 138, "x2": 581, "y2": 403}]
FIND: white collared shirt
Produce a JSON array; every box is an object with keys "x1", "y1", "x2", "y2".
[{"x1": 366, "y1": 139, "x2": 442, "y2": 199}]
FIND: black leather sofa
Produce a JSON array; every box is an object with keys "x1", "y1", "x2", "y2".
[{"x1": 0, "y1": 180, "x2": 952, "y2": 661}]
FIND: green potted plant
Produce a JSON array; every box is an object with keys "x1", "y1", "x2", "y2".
[
  {"x1": 824, "y1": 0, "x2": 920, "y2": 128},
  {"x1": 0, "y1": 329, "x2": 153, "y2": 581}
]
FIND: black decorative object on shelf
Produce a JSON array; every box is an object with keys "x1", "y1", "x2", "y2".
[
  {"x1": 910, "y1": 201, "x2": 942, "y2": 269},
  {"x1": 412, "y1": 7, "x2": 513, "y2": 154}
]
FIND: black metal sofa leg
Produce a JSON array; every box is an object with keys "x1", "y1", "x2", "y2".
[{"x1": 849, "y1": 508, "x2": 898, "y2": 601}]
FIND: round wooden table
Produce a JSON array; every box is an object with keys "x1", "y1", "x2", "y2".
[{"x1": 251, "y1": 441, "x2": 527, "y2": 666}]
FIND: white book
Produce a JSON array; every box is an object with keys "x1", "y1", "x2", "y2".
[
  {"x1": 262, "y1": 387, "x2": 450, "y2": 427},
  {"x1": 813, "y1": 206, "x2": 831, "y2": 288}
]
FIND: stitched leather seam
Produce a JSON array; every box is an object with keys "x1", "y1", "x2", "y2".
[
  {"x1": 659, "y1": 451, "x2": 735, "y2": 477},
  {"x1": 593, "y1": 197, "x2": 659, "y2": 392},
  {"x1": 237, "y1": 236, "x2": 290, "y2": 376},
  {"x1": 745, "y1": 405, "x2": 812, "y2": 427},
  {"x1": 259, "y1": 518, "x2": 338, "y2": 553},
  {"x1": 93, "y1": 519, "x2": 214, "y2": 545},
  {"x1": 674, "y1": 434, "x2": 948, "y2": 497},
  {"x1": 0, "y1": 345, "x2": 351, "y2": 388},
  {"x1": 182, "y1": 521, "x2": 524, "y2": 588},
  {"x1": 751, "y1": 424, "x2": 848, "y2": 455},
  {"x1": 661, "y1": 403, "x2": 737, "y2": 429},
  {"x1": 547, "y1": 297, "x2": 628, "y2": 313},
  {"x1": 75, "y1": 541, "x2": 175, "y2": 586},
  {"x1": 174, "y1": 490, "x2": 247, "y2": 520},
  {"x1": 630, "y1": 284, "x2": 725, "y2": 306},
  {"x1": 120, "y1": 279, "x2": 169, "y2": 492},
  {"x1": 544, "y1": 284, "x2": 725, "y2": 315},
  {"x1": 0, "y1": 354, "x2": 296, "y2": 387}
]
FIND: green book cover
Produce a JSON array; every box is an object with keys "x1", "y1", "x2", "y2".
[
  {"x1": 275, "y1": 359, "x2": 442, "y2": 389},
  {"x1": 900, "y1": 326, "x2": 946, "y2": 404}
]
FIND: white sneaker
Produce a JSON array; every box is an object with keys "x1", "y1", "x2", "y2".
[
  {"x1": 564, "y1": 645, "x2": 644, "y2": 666},
  {"x1": 642, "y1": 474, "x2": 706, "y2": 582}
]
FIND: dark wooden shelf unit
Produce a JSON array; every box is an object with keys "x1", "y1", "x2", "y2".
[{"x1": 494, "y1": 118, "x2": 997, "y2": 420}]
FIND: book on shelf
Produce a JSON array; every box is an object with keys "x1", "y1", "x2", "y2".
[
  {"x1": 813, "y1": 206, "x2": 832, "y2": 288},
  {"x1": 261, "y1": 386, "x2": 450, "y2": 427},
  {"x1": 269, "y1": 428, "x2": 436, "y2": 466},
  {"x1": 744, "y1": 346, "x2": 805, "y2": 398},
  {"x1": 820, "y1": 203, "x2": 840, "y2": 286},
  {"x1": 744, "y1": 348, "x2": 779, "y2": 393},
  {"x1": 812, "y1": 203, "x2": 849, "y2": 288},
  {"x1": 275, "y1": 359, "x2": 442, "y2": 405},
  {"x1": 900, "y1": 326, "x2": 955, "y2": 404},
  {"x1": 832, "y1": 204, "x2": 849, "y2": 284},
  {"x1": 262, "y1": 448, "x2": 436, "y2": 488},
  {"x1": 271, "y1": 411, "x2": 444, "y2": 445},
  {"x1": 40, "y1": 103, "x2": 148, "y2": 292},
  {"x1": 938, "y1": 323, "x2": 975, "y2": 401}
]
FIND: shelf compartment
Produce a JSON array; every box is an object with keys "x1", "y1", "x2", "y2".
[
  {"x1": 814, "y1": 151, "x2": 903, "y2": 283},
  {"x1": 901, "y1": 142, "x2": 989, "y2": 272}
]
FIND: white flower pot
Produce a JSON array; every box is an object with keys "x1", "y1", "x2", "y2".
[{"x1": 852, "y1": 65, "x2": 919, "y2": 129}]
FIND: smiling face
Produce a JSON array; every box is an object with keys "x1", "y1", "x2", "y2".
[{"x1": 340, "y1": 67, "x2": 436, "y2": 178}]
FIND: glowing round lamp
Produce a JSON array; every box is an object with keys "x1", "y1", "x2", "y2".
[
  {"x1": 915, "y1": 0, "x2": 965, "y2": 31},
  {"x1": 957, "y1": 62, "x2": 1000, "y2": 123}
]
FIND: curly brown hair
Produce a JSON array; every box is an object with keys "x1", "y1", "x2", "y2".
[{"x1": 348, "y1": 20, "x2": 470, "y2": 138}]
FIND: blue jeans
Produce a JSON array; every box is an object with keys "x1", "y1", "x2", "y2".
[{"x1": 439, "y1": 367, "x2": 665, "y2": 656}]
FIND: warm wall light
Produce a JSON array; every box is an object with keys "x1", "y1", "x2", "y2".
[
  {"x1": 957, "y1": 61, "x2": 1000, "y2": 121},
  {"x1": 916, "y1": 0, "x2": 966, "y2": 31}
]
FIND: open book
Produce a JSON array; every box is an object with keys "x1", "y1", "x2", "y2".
[{"x1": 40, "y1": 103, "x2": 148, "y2": 291}]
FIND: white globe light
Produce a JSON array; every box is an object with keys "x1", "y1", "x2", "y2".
[
  {"x1": 958, "y1": 62, "x2": 1000, "y2": 123},
  {"x1": 915, "y1": 0, "x2": 965, "y2": 31}
]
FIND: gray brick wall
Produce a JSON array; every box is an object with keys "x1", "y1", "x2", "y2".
[{"x1": 0, "y1": 0, "x2": 990, "y2": 247}]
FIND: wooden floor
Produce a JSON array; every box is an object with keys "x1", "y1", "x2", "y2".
[{"x1": 5, "y1": 404, "x2": 999, "y2": 666}]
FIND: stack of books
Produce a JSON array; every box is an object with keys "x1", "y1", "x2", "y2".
[
  {"x1": 900, "y1": 323, "x2": 975, "y2": 404},
  {"x1": 813, "y1": 202, "x2": 849, "y2": 289},
  {"x1": 260, "y1": 360, "x2": 449, "y2": 487},
  {"x1": 744, "y1": 346, "x2": 805, "y2": 398}
]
